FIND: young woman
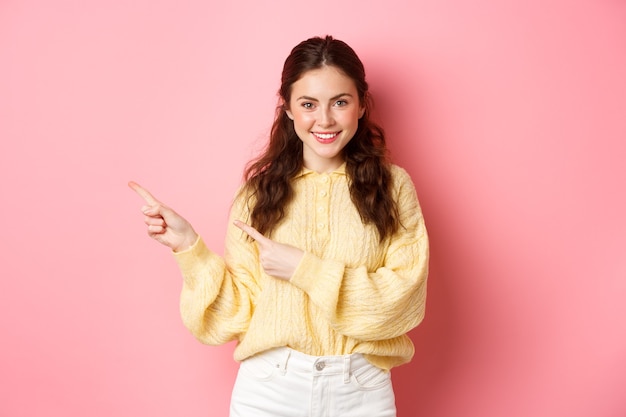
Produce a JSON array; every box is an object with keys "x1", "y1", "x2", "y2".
[{"x1": 130, "y1": 35, "x2": 429, "y2": 417}]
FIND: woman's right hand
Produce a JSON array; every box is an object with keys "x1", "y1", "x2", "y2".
[{"x1": 128, "y1": 181, "x2": 198, "y2": 252}]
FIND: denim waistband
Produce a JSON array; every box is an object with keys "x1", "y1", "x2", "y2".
[{"x1": 250, "y1": 347, "x2": 371, "y2": 383}]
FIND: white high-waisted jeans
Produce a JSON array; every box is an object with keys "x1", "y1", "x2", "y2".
[{"x1": 230, "y1": 347, "x2": 397, "y2": 417}]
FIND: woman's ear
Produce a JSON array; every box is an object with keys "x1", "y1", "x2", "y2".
[
  {"x1": 359, "y1": 105, "x2": 366, "y2": 119},
  {"x1": 281, "y1": 99, "x2": 294, "y2": 120}
]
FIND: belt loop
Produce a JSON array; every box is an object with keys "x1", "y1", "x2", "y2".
[
  {"x1": 343, "y1": 354, "x2": 351, "y2": 384},
  {"x1": 278, "y1": 348, "x2": 291, "y2": 375}
]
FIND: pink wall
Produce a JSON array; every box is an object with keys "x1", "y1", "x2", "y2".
[{"x1": 2, "y1": 0, "x2": 625, "y2": 416}]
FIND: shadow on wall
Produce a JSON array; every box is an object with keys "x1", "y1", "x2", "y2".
[
  {"x1": 392, "y1": 228, "x2": 465, "y2": 415},
  {"x1": 365, "y1": 52, "x2": 466, "y2": 415}
]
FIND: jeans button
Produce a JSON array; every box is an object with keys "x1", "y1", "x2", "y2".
[{"x1": 315, "y1": 361, "x2": 326, "y2": 371}]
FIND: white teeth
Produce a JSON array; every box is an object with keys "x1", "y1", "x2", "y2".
[{"x1": 314, "y1": 133, "x2": 337, "y2": 139}]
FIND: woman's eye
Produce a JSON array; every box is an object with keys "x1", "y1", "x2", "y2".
[
  {"x1": 335, "y1": 100, "x2": 348, "y2": 106},
  {"x1": 302, "y1": 102, "x2": 314, "y2": 109}
]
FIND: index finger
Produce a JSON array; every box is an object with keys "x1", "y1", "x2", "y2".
[
  {"x1": 233, "y1": 220, "x2": 267, "y2": 243},
  {"x1": 128, "y1": 181, "x2": 159, "y2": 205}
]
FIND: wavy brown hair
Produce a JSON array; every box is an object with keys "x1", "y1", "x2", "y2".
[{"x1": 242, "y1": 35, "x2": 399, "y2": 242}]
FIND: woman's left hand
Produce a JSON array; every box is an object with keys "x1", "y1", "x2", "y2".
[{"x1": 234, "y1": 220, "x2": 304, "y2": 281}]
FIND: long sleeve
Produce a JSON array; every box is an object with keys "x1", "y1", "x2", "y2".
[
  {"x1": 174, "y1": 193, "x2": 261, "y2": 345},
  {"x1": 172, "y1": 164, "x2": 429, "y2": 370},
  {"x1": 288, "y1": 166, "x2": 429, "y2": 341}
]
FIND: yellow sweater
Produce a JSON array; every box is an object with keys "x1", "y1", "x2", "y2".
[{"x1": 174, "y1": 163, "x2": 429, "y2": 370}]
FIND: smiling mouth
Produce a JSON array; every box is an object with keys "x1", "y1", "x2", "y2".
[{"x1": 312, "y1": 132, "x2": 340, "y2": 142}]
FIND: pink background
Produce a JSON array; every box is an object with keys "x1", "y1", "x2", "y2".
[{"x1": 2, "y1": 0, "x2": 625, "y2": 416}]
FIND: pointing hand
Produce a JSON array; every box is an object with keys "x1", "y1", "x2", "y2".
[
  {"x1": 233, "y1": 220, "x2": 304, "y2": 281},
  {"x1": 129, "y1": 181, "x2": 198, "y2": 252}
]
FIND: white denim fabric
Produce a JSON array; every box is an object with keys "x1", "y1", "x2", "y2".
[{"x1": 230, "y1": 347, "x2": 397, "y2": 417}]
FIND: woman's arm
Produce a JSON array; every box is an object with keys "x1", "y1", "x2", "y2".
[
  {"x1": 130, "y1": 181, "x2": 261, "y2": 345},
  {"x1": 288, "y1": 168, "x2": 429, "y2": 341}
]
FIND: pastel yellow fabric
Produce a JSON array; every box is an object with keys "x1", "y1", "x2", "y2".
[{"x1": 174, "y1": 164, "x2": 429, "y2": 370}]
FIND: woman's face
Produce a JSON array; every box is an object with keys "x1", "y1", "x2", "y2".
[{"x1": 286, "y1": 66, "x2": 364, "y2": 173}]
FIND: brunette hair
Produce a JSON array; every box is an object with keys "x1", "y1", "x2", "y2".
[{"x1": 243, "y1": 35, "x2": 399, "y2": 241}]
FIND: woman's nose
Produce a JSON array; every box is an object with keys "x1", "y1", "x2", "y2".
[{"x1": 317, "y1": 108, "x2": 335, "y2": 128}]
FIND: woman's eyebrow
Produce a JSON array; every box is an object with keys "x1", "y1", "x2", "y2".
[{"x1": 295, "y1": 93, "x2": 354, "y2": 101}]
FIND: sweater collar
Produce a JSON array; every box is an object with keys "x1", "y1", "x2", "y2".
[{"x1": 295, "y1": 162, "x2": 347, "y2": 179}]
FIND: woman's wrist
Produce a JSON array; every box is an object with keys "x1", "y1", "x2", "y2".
[{"x1": 173, "y1": 231, "x2": 199, "y2": 253}]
